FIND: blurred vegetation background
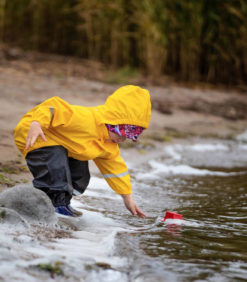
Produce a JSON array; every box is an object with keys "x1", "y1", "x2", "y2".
[{"x1": 0, "y1": 0, "x2": 247, "y2": 85}]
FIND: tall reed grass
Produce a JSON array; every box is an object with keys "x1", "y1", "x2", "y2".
[{"x1": 0, "y1": 0, "x2": 246, "y2": 85}]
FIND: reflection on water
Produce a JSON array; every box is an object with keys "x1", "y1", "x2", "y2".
[
  {"x1": 109, "y1": 140, "x2": 247, "y2": 281},
  {"x1": 73, "y1": 140, "x2": 247, "y2": 281},
  {"x1": 132, "y1": 174, "x2": 247, "y2": 280},
  {"x1": 0, "y1": 140, "x2": 246, "y2": 281}
]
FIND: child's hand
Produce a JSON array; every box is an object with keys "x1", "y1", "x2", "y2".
[
  {"x1": 121, "y1": 194, "x2": 146, "y2": 218},
  {"x1": 25, "y1": 121, "x2": 47, "y2": 150}
]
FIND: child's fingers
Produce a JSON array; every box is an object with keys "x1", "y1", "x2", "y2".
[
  {"x1": 132, "y1": 209, "x2": 137, "y2": 216},
  {"x1": 30, "y1": 135, "x2": 37, "y2": 147},
  {"x1": 25, "y1": 139, "x2": 30, "y2": 150},
  {"x1": 136, "y1": 206, "x2": 146, "y2": 218},
  {"x1": 26, "y1": 128, "x2": 46, "y2": 150},
  {"x1": 40, "y1": 131, "x2": 47, "y2": 142},
  {"x1": 137, "y1": 212, "x2": 146, "y2": 218},
  {"x1": 25, "y1": 135, "x2": 32, "y2": 150},
  {"x1": 128, "y1": 206, "x2": 137, "y2": 216}
]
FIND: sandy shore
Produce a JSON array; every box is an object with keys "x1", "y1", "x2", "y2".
[{"x1": 0, "y1": 55, "x2": 246, "y2": 191}]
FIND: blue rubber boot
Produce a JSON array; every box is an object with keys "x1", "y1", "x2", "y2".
[
  {"x1": 66, "y1": 205, "x2": 83, "y2": 217},
  {"x1": 55, "y1": 206, "x2": 75, "y2": 217}
]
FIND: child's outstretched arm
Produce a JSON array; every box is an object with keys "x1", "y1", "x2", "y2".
[
  {"x1": 94, "y1": 155, "x2": 146, "y2": 218},
  {"x1": 121, "y1": 194, "x2": 146, "y2": 218}
]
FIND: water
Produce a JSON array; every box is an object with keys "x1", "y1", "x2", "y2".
[
  {"x1": 0, "y1": 139, "x2": 247, "y2": 281},
  {"x1": 116, "y1": 173, "x2": 247, "y2": 281},
  {"x1": 78, "y1": 139, "x2": 247, "y2": 281}
]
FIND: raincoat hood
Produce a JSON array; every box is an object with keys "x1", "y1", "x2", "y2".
[{"x1": 94, "y1": 85, "x2": 151, "y2": 128}]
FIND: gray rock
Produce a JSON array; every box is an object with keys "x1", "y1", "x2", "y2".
[
  {"x1": 0, "y1": 207, "x2": 29, "y2": 227},
  {"x1": 0, "y1": 185, "x2": 57, "y2": 224}
]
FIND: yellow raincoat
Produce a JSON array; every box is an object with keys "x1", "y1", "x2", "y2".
[{"x1": 14, "y1": 85, "x2": 151, "y2": 194}]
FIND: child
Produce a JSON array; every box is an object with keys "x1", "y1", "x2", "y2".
[{"x1": 14, "y1": 85, "x2": 151, "y2": 217}]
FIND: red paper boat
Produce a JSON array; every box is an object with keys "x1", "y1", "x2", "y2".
[{"x1": 162, "y1": 211, "x2": 183, "y2": 222}]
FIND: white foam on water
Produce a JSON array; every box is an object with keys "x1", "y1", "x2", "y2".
[
  {"x1": 161, "y1": 218, "x2": 201, "y2": 227},
  {"x1": 87, "y1": 268, "x2": 128, "y2": 282},
  {"x1": 163, "y1": 218, "x2": 183, "y2": 225},
  {"x1": 238, "y1": 144, "x2": 247, "y2": 150},
  {"x1": 88, "y1": 176, "x2": 109, "y2": 190},
  {"x1": 0, "y1": 191, "x2": 128, "y2": 281},
  {"x1": 135, "y1": 160, "x2": 239, "y2": 179},
  {"x1": 134, "y1": 171, "x2": 156, "y2": 181},
  {"x1": 164, "y1": 145, "x2": 182, "y2": 160},
  {"x1": 71, "y1": 199, "x2": 123, "y2": 228},
  {"x1": 168, "y1": 219, "x2": 201, "y2": 227},
  {"x1": 67, "y1": 199, "x2": 127, "y2": 259},
  {"x1": 164, "y1": 143, "x2": 229, "y2": 161},
  {"x1": 83, "y1": 189, "x2": 120, "y2": 201},
  {"x1": 40, "y1": 228, "x2": 125, "y2": 268},
  {"x1": 125, "y1": 160, "x2": 133, "y2": 169},
  {"x1": 148, "y1": 160, "x2": 238, "y2": 176},
  {"x1": 185, "y1": 144, "x2": 229, "y2": 151},
  {"x1": 236, "y1": 129, "x2": 247, "y2": 142},
  {"x1": 79, "y1": 176, "x2": 120, "y2": 200},
  {"x1": 0, "y1": 224, "x2": 126, "y2": 281}
]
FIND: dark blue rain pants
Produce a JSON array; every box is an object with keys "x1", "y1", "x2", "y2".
[{"x1": 26, "y1": 146, "x2": 90, "y2": 207}]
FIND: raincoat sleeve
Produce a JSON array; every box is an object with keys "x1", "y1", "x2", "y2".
[
  {"x1": 31, "y1": 96, "x2": 73, "y2": 128},
  {"x1": 94, "y1": 155, "x2": 132, "y2": 194}
]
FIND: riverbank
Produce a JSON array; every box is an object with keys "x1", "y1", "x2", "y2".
[{"x1": 0, "y1": 52, "x2": 246, "y2": 190}]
